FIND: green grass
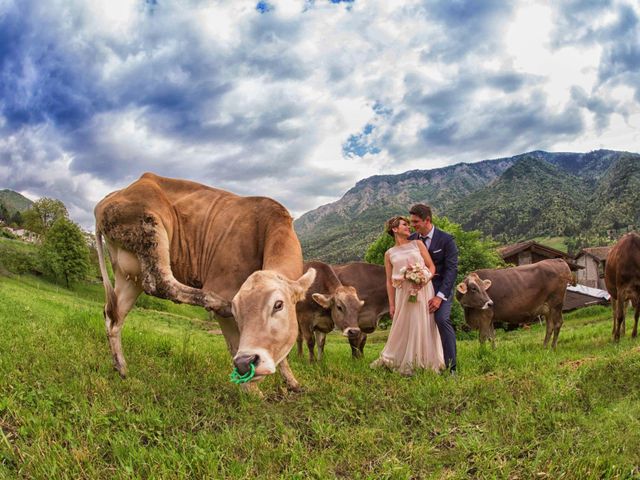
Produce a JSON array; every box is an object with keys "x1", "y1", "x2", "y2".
[
  {"x1": 1, "y1": 273, "x2": 640, "y2": 479},
  {"x1": 532, "y1": 236, "x2": 568, "y2": 252}
]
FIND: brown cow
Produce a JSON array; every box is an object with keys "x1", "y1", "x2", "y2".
[
  {"x1": 332, "y1": 262, "x2": 390, "y2": 357},
  {"x1": 94, "y1": 173, "x2": 315, "y2": 393},
  {"x1": 296, "y1": 261, "x2": 364, "y2": 361},
  {"x1": 605, "y1": 232, "x2": 640, "y2": 342},
  {"x1": 456, "y1": 259, "x2": 572, "y2": 348}
]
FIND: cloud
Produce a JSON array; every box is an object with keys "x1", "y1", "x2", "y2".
[{"x1": 0, "y1": 0, "x2": 638, "y2": 229}]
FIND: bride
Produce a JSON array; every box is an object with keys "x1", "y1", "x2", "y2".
[{"x1": 370, "y1": 216, "x2": 445, "y2": 375}]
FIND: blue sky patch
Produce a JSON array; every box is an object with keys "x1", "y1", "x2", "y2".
[
  {"x1": 256, "y1": 1, "x2": 273, "y2": 14},
  {"x1": 343, "y1": 123, "x2": 381, "y2": 158}
]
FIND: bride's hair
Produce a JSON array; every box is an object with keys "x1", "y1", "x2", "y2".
[{"x1": 385, "y1": 216, "x2": 408, "y2": 237}]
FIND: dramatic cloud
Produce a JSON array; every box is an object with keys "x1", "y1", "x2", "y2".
[{"x1": 0, "y1": 0, "x2": 638, "y2": 228}]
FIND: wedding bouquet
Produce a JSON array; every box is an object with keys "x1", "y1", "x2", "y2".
[{"x1": 399, "y1": 263, "x2": 430, "y2": 303}]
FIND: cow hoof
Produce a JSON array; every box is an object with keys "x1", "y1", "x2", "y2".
[
  {"x1": 286, "y1": 383, "x2": 304, "y2": 393},
  {"x1": 240, "y1": 382, "x2": 264, "y2": 398}
]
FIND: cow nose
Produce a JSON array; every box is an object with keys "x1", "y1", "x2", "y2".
[
  {"x1": 488, "y1": 300, "x2": 494, "y2": 307},
  {"x1": 233, "y1": 354, "x2": 259, "y2": 375},
  {"x1": 345, "y1": 327, "x2": 361, "y2": 338}
]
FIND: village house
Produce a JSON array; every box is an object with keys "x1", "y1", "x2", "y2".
[
  {"x1": 497, "y1": 240, "x2": 580, "y2": 271},
  {"x1": 574, "y1": 246, "x2": 611, "y2": 290}
]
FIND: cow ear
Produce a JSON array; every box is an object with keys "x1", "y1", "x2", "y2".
[
  {"x1": 312, "y1": 293, "x2": 332, "y2": 309},
  {"x1": 456, "y1": 282, "x2": 467, "y2": 294},
  {"x1": 292, "y1": 268, "x2": 316, "y2": 302},
  {"x1": 483, "y1": 279, "x2": 492, "y2": 290}
]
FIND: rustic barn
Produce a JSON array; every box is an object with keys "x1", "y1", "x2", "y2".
[
  {"x1": 563, "y1": 284, "x2": 611, "y2": 312},
  {"x1": 497, "y1": 241, "x2": 580, "y2": 271},
  {"x1": 575, "y1": 246, "x2": 611, "y2": 290}
]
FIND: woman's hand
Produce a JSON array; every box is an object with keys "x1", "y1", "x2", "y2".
[{"x1": 389, "y1": 304, "x2": 395, "y2": 318}]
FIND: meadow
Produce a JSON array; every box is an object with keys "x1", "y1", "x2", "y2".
[{"x1": 1, "y1": 271, "x2": 640, "y2": 479}]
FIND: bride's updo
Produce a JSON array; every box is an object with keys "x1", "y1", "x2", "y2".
[{"x1": 385, "y1": 216, "x2": 408, "y2": 237}]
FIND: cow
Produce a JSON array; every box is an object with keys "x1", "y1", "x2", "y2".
[
  {"x1": 455, "y1": 258, "x2": 572, "y2": 349},
  {"x1": 332, "y1": 262, "x2": 390, "y2": 357},
  {"x1": 604, "y1": 232, "x2": 640, "y2": 342},
  {"x1": 94, "y1": 172, "x2": 316, "y2": 393},
  {"x1": 296, "y1": 261, "x2": 364, "y2": 362}
]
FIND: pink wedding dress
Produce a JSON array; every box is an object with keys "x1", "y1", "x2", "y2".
[{"x1": 372, "y1": 242, "x2": 444, "y2": 375}]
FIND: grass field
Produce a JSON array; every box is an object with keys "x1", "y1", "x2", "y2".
[{"x1": 1, "y1": 272, "x2": 640, "y2": 479}]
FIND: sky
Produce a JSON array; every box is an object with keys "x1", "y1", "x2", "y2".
[{"x1": 1, "y1": 0, "x2": 639, "y2": 229}]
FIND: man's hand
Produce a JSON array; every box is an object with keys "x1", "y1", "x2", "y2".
[{"x1": 428, "y1": 296, "x2": 442, "y2": 313}]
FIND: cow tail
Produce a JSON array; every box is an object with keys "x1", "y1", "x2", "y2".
[{"x1": 96, "y1": 229, "x2": 118, "y2": 322}]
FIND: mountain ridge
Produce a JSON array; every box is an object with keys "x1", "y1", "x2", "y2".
[{"x1": 295, "y1": 149, "x2": 639, "y2": 262}]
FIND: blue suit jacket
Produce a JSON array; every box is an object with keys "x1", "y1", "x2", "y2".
[{"x1": 409, "y1": 228, "x2": 458, "y2": 299}]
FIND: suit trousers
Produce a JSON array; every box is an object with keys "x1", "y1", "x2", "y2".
[{"x1": 434, "y1": 296, "x2": 457, "y2": 372}]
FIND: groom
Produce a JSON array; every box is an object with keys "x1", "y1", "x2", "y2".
[{"x1": 408, "y1": 204, "x2": 459, "y2": 373}]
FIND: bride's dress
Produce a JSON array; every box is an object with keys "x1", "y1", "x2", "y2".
[{"x1": 372, "y1": 242, "x2": 444, "y2": 375}]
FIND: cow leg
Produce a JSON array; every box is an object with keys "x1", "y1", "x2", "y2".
[
  {"x1": 278, "y1": 358, "x2": 302, "y2": 392},
  {"x1": 543, "y1": 315, "x2": 554, "y2": 348},
  {"x1": 348, "y1": 334, "x2": 362, "y2": 359},
  {"x1": 106, "y1": 268, "x2": 143, "y2": 378},
  {"x1": 139, "y1": 227, "x2": 230, "y2": 315},
  {"x1": 633, "y1": 304, "x2": 639, "y2": 339},
  {"x1": 550, "y1": 310, "x2": 563, "y2": 349},
  {"x1": 296, "y1": 326, "x2": 304, "y2": 357},
  {"x1": 216, "y1": 315, "x2": 240, "y2": 357},
  {"x1": 611, "y1": 297, "x2": 617, "y2": 337},
  {"x1": 613, "y1": 295, "x2": 626, "y2": 342},
  {"x1": 315, "y1": 331, "x2": 327, "y2": 361},
  {"x1": 359, "y1": 333, "x2": 368, "y2": 356}
]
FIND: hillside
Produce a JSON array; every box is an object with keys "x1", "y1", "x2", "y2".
[
  {"x1": 2, "y1": 270, "x2": 640, "y2": 478},
  {"x1": 447, "y1": 157, "x2": 589, "y2": 242},
  {"x1": 295, "y1": 150, "x2": 639, "y2": 262},
  {"x1": 0, "y1": 189, "x2": 33, "y2": 214}
]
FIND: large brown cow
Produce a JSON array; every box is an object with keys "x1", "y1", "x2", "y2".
[
  {"x1": 94, "y1": 173, "x2": 315, "y2": 392},
  {"x1": 605, "y1": 232, "x2": 640, "y2": 342},
  {"x1": 332, "y1": 262, "x2": 389, "y2": 357},
  {"x1": 296, "y1": 261, "x2": 364, "y2": 361},
  {"x1": 456, "y1": 259, "x2": 572, "y2": 348}
]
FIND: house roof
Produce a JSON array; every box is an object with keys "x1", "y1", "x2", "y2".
[
  {"x1": 498, "y1": 241, "x2": 570, "y2": 260},
  {"x1": 497, "y1": 240, "x2": 582, "y2": 270},
  {"x1": 576, "y1": 246, "x2": 611, "y2": 262}
]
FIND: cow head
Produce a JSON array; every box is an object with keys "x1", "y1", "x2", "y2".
[
  {"x1": 312, "y1": 285, "x2": 364, "y2": 339},
  {"x1": 231, "y1": 268, "x2": 316, "y2": 379},
  {"x1": 456, "y1": 273, "x2": 494, "y2": 310}
]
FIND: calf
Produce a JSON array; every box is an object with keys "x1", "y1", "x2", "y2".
[
  {"x1": 332, "y1": 262, "x2": 389, "y2": 357},
  {"x1": 456, "y1": 259, "x2": 572, "y2": 348},
  {"x1": 296, "y1": 261, "x2": 364, "y2": 361},
  {"x1": 604, "y1": 233, "x2": 640, "y2": 342}
]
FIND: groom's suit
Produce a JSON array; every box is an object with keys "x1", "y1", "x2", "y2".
[{"x1": 409, "y1": 227, "x2": 458, "y2": 371}]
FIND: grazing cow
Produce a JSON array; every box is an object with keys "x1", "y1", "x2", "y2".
[
  {"x1": 296, "y1": 261, "x2": 364, "y2": 361},
  {"x1": 332, "y1": 262, "x2": 390, "y2": 357},
  {"x1": 604, "y1": 232, "x2": 640, "y2": 342},
  {"x1": 456, "y1": 259, "x2": 572, "y2": 348},
  {"x1": 94, "y1": 173, "x2": 315, "y2": 392}
]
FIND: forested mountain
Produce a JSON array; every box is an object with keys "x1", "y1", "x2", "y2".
[
  {"x1": 294, "y1": 150, "x2": 639, "y2": 262},
  {"x1": 0, "y1": 189, "x2": 33, "y2": 214}
]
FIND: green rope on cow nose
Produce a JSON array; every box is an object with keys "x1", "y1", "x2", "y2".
[{"x1": 229, "y1": 363, "x2": 256, "y2": 384}]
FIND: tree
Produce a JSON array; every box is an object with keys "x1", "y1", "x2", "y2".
[
  {"x1": 23, "y1": 198, "x2": 68, "y2": 235},
  {"x1": 10, "y1": 210, "x2": 23, "y2": 227},
  {"x1": 40, "y1": 218, "x2": 90, "y2": 287},
  {"x1": 364, "y1": 215, "x2": 505, "y2": 330}
]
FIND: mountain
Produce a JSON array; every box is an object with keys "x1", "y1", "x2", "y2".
[
  {"x1": 294, "y1": 150, "x2": 639, "y2": 262},
  {"x1": 0, "y1": 189, "x2": 33, "y2": 214}
]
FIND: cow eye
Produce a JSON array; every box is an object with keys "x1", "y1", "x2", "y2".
[
  {"x1": 337, "y1": 305, "x2": 343, "y2": 312},
  {"x1": 273, "y1": 300, "x2": 284, "y2": 312}
]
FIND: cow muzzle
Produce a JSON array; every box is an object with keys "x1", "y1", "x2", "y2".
[
  {"x1": 343, "y1": 327, "x2": 361, "y2": 338},
  {"x1": 233, "y1": 354, "x2": 260, "y2": 376},
  {"x1": 482, "y1": 300, "x2": 494, "y2": 310}
]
